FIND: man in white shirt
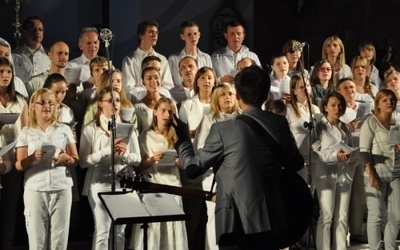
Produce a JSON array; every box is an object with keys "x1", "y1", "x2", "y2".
[
  {"x1": 121, "y1": 20, "x2": 173, "y2": 101},
  {"x1": 13, "y1": 16, "x2": 51, "y2": 93},
  {"x1": 24, "y1": 41, "x2": 70, "y2": 97},
  {"x1": 169, "y1": 56, "x2": 198, "y2": 107},
  {"x1": 67, "y1": 27, "x2": 100, "y2": 88},
  {"x1": 168, "y1": 21, "x2": 212, "y2": 87},
  {"x1": 211, "y1": 21, "x2": 261, "y2": 84}
]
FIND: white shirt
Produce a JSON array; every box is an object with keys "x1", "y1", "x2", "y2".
[
  {"x1": 168, "y1": 48, "x2": 212, "y2": 87},
  {"x1": 0, "y1": 95, "x2": 27, "y2": 174},
  {"x1": 67, "y1": 53, "x2": 92, "y2": 83},
  {"x1": 16, "y1": 123, "x2": 76, "y2": 191},
  {"x1": 179, "y1": 95, "x2": 210, "y2": 131},
  {"x1": 79, "y1": 119, "x2": 141, "y2": 195},
  {"x1": 12, "y1": 44, "x2": 50, "y2": 84},
  {"x1": 211, "y1": 45, "x2": 261, "y2": 81},
  {"x1": 286, "y1": 102, "x2": 321, "y2": 160},
  {"x1": 269, "y1": 73, "x2": 290, "y2": 100},
  {"x1": 121, "y1": 48, "x2": 174, "y2": 101}
]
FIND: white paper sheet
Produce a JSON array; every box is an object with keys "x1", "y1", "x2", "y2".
[
  {"x1": 157, "y1": 149, "x2": 178, "y2": 167},
  {"x1": 0, "y1": 141, "x2": 17, "y2": 156},
  {"x1": 387, "y1": 125, "x2": 400, "y2": 145}
]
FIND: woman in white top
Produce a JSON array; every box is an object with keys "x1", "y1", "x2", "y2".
[
  {"x1": 0, "y1": 57, "x2": 28, "y2": 250},
  {"x1": 351, "y1": 56, "x2": 379, "y2": 107},
  {"x1": 15, "y1": 88, "x2": 78, "y2": 250},
  {"x1": 193, "y1": 83, "x2": 239, "y2": 250},
  {"x1": 83, "y1": 70, "x2": 137, "y2": 128},
  {"x1": 80, "y1": 87, "x2": 141, "y2": 250},
  {"x1": 360, "y1": 89, "x2": 400, "y2": 250},
  {"x1": 385, "y1": 69, "x2": 400, "y2": 122},
  {"x1": 321, "y1": 36, "x2": 352, "y2": 85},
  {"x1": 43, "y1": 73, "x2": 75, "y2": 124},
  {"x1": 286, "y1": 74, "x2": 320, "y2": 182},
  {"x1": 134, "y1": 66, "x2": 175, "y2": 134},
  {"x1": 313, "y1": 92, "x2": 356, "y2": 250},
  {"x1": 130, "y1": 97, "x2": 188, "y2": 250},
  {"x1": 281, "y1": 40, "x2": 309, "y2": 78},
  {"x1": 359, "y1": 42, "x2": 380, "y2": 89},
  {"x1": 179, "y1": 66, "x2": 216, "y2": 139}
]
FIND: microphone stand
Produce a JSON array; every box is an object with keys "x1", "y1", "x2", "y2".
[
  {"x1": 297, "y1": 48, "x2": 317, "y2": 250},
  {"x1": 101, "y1": 28, "x2": 118, "y2": 250},
  {"x1": 101, "y1": 29, "x2": 117, "y2": 192}
]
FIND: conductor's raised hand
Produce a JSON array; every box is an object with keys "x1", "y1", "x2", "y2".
[{"x1": 171, "y1": 114, "x2": 190, "y2": 144}]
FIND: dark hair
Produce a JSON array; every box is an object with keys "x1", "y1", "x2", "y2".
[
  {"x1": 224, "y1": 21, "x2": 245, "y2": 34},
  {"x1": 141, "y1": 55, "x2": 161, "y2": 70},
  {"x1": 43, "y1": 73, "x2": 67, "y2": 89},
  {"x1": 178, "y1": 56, "x2": 198, "y2": 69},
  {"x1": 141, "y1": 66, "x2": 161, "y2": 81},
  {"x1": 336, "y1": 77, "x2": 354, "y2": 89},
  {"x1": 22, "y1": 16, "x2": 43, "y2": 30},
  {"x1": 234, "y1": 65, "x2": 270, "y2": 108},
  {"x1": 137, "y1": 20, "x2": 158, "y2": 45},
  {"x1": 180, "y1": 21, "x2": 199, "y2": 34},
  {"x1": 320, "y1": 92, "x2": 346, "y2": 116},
  {"x1": 193, "y1": 67, "x2": 217, "y2": 94},
  {"x1": 265, "y1": 99, "x2": 287, "y2": 114},
  {"x1": 0, "y1": 57, "x2": 18, "y2": 102},
  {"x1": 309, "y1": 59, "x2": 333, "y2": 87}
]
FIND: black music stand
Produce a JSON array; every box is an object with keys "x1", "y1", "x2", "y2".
[{"x1": 98, "y1": 191, "x2": 190, "y2": 250}]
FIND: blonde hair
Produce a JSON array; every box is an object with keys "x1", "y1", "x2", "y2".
[
  {"x1": 321, "y1": 36, "x2": 346, "y2": 71},
  {"x1": 151, "y1": 97, "x2": 178, "y2": 148},
  {"x1": 95, "y1": 69, "x2": 132, "y2": 108},
  {"x1": 374, "y1": 89, "x2": 397, "y2": 114},
  {"x1": 289, "y1": 74, "x2": 317, "y2": 118},
  {"x1": 350, "y1": 56, "x2": 374, "y2": 99},
  {"x1": 28, "y1": 88, "x2": 58, "y2": 127},
  {"x1": 209, "y1": 82, "x2": 238, "y2": 118}
]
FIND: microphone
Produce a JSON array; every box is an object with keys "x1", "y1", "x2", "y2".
[
  {"x1": 292, "y1": 41, "x2": 306, "y2": 53},
  {"x1": 100, "y1": 28, "x2": 113, "y2": 47}
]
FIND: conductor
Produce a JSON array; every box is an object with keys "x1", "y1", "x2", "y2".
[{"x1": 173, "y1": 65, "x2": 306, "y2": 249}]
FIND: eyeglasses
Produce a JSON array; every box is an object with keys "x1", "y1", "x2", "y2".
[
  {"x1": 319, "y1": 67, "x2": 332, "y2": 72},
  {"x1": 101, "y1": 98, "x2": 121, "y2": 103},
  {"x1": 35, "y1": 101, "x2": 55, "y2": 106}
]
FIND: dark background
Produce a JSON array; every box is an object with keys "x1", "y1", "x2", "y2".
[{"x1": 2, "y1": 0, "x2": 398, "y2": 71}]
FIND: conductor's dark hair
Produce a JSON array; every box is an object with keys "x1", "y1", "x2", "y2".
[{"x1": 234, "y1": 65, "x2": 270, "y2": 108}]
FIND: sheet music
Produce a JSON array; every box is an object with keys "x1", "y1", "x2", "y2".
[
  {"x1": 356, "y1": 102, "x2": 373, "y2": 118},
  {"x1": 279, "y1": 78, "x2": 291, "y2": 95},
  {"x1": 0, "y1": 141, "x2": 17, "y2": 157},
  {"x1": 340, "y1": 108, "x2": 357, "y2": 124},
  {"x1": 0, "y1": 113, "x2": 20, "y2": 124},
  {"x1": 116, "y1": 123, "x2": 135, "y2": 143},
  {"x1": 387, "y1": 125, "x2": 400, "y2": 145},
  {"x1": 101, "y1": 192, "x2": 150, "y2": 220},
  {"x1": 329, "y1": 141, "x2": 358, "y2": 154},
  {"x1": 157, "y1": 149, "x2": 178, "y2": 167},
  {"x1": 141, "y1": 193, "x2": 185, "y2": 216},
  {"x1": 64, "y1": 67, "x2": 82, "y2": 85}
]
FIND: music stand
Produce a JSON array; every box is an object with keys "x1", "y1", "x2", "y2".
[{"x1": 98, "y1": 191, "x2": 190, "y2": 250}]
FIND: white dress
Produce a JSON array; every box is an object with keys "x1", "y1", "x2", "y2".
[{"x1": 130, "y1": 130, "x2": 188, "y2": 250}]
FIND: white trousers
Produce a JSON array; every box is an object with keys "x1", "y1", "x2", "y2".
[
  {"x1": 315, "y1": 177, "x2": 352, "y2": 250},
  {"x1": 88, "y1": 186, "x2": 125, "y2": 250},
  {"x1": 23, "y1": 189, "x2": 72, "y2": 250},
  {"x1": 364, "y1": 177, "x2": 400, "y2": 250}
]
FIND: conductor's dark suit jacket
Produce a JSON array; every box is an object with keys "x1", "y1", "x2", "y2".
[{"x1": 176, "y1": 106, "x2": 304, "y2": 244}]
